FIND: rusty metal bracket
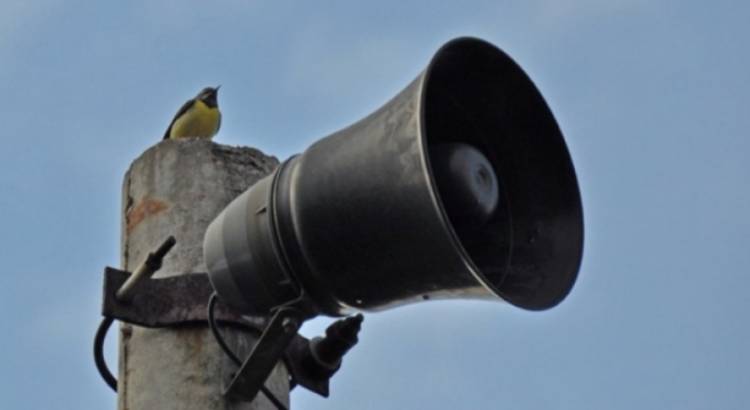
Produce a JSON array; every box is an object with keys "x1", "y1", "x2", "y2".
[
  {"x1": 97, "y1": 264, "x2": 362, "y2": 402},
  {"x1": 101, "y1": 267, "x2": 264, "y2": 331}
]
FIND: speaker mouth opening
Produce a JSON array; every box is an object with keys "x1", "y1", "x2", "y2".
[{"x1": 419, "y1": 37, "x2": 584, "y2": 310}]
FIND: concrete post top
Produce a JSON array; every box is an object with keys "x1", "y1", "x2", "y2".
[
  {"x1": 121, "y1": 139, "x2": 280, "y2": 276},
  {"x1": 119, "y1": 138, "x2": 289, "y2": 410}
]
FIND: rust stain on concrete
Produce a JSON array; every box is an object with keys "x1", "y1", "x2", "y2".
[{"x1": 126, "y1": 198, "x2": 169, "y2": 234}]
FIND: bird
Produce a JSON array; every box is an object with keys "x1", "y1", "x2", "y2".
[{"x1": 163, "y1": 86, "x2": 221, "y2": 140}]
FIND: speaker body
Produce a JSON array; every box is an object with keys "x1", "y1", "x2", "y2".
[{"x1": 204, "y1": 37, "x2": 584, "y2": 317}]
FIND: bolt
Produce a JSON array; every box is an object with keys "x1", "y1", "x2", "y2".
[{"x1": 281, "y1": 317, "x2": 299, "y2": 333}]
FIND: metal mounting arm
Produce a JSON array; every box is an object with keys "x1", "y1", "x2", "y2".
[{"x1": 223, "y1": 307, "x2": 304, "y2": 402}]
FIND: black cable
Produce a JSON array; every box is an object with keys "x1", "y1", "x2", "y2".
[
  {"x1": 94, "y1": 293, "x2": 287, "y2": 409},
  {"x1": 207, "y1": 293, "x2": 289, "y2": 410},
  {"x1": 207, "y1": 292, "x2": 242, "y2": 365},
  {"x1": 94, "y1": 316, "x2": 118, "y2": 392}
]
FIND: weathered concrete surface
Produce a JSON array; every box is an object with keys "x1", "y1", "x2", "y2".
[{"x1": 118, "y1": 139, "x2": 288, "y2": 410}]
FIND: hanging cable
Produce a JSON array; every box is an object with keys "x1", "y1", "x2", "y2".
[
  {"x1": 208, "y1": 292, "x2": 289, "y2": 410},
  {"x1": 94, "y1": 316, "x2": 117, "y2": 392},
  {"x1": 208, "y1": 292, "x2": 242, "y2": 365}
]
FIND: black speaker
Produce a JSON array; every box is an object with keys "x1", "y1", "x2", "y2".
[{"x1": 203, "y1": 37, "x2": 583, "y2": 317}]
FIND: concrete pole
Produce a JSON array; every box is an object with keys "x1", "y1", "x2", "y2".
[{"x1": 118, "y1": 139, "x2": 289, "y2": 410}]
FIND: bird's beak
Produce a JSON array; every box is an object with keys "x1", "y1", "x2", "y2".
[{"x1": 214, "y1": 85, "x2": 221, "y2": 93}]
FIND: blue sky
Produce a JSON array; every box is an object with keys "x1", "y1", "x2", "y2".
[{"x1": 1, "y1": 1, "x2": 748, "y2": 409}]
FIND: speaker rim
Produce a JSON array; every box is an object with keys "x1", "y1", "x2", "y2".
[{"x1": 416, "y1": 36, "x2": 584, "y2": 310}]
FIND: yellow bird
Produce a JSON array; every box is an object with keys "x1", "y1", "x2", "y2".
[{"x1": 163, "y1": 86, "x2": 221, "y2": 140}]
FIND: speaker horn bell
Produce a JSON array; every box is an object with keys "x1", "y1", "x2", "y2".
[{"x1": 203, "y1": 37, "x2": 584, "y2": 317}]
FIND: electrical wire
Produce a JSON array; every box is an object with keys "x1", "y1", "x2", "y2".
[
  {"x1": 94, "y1": 316, "x2": 118, "y2": 392},
  {"x1": 94, "y1": 296, "x2": 288, "y2": 410},
  {"x1": 208, "y1": 293, "x2": 289, "y2": 410},
  {"x1": 207, "y1": 292, "x2": 243, "y2": 365}
]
